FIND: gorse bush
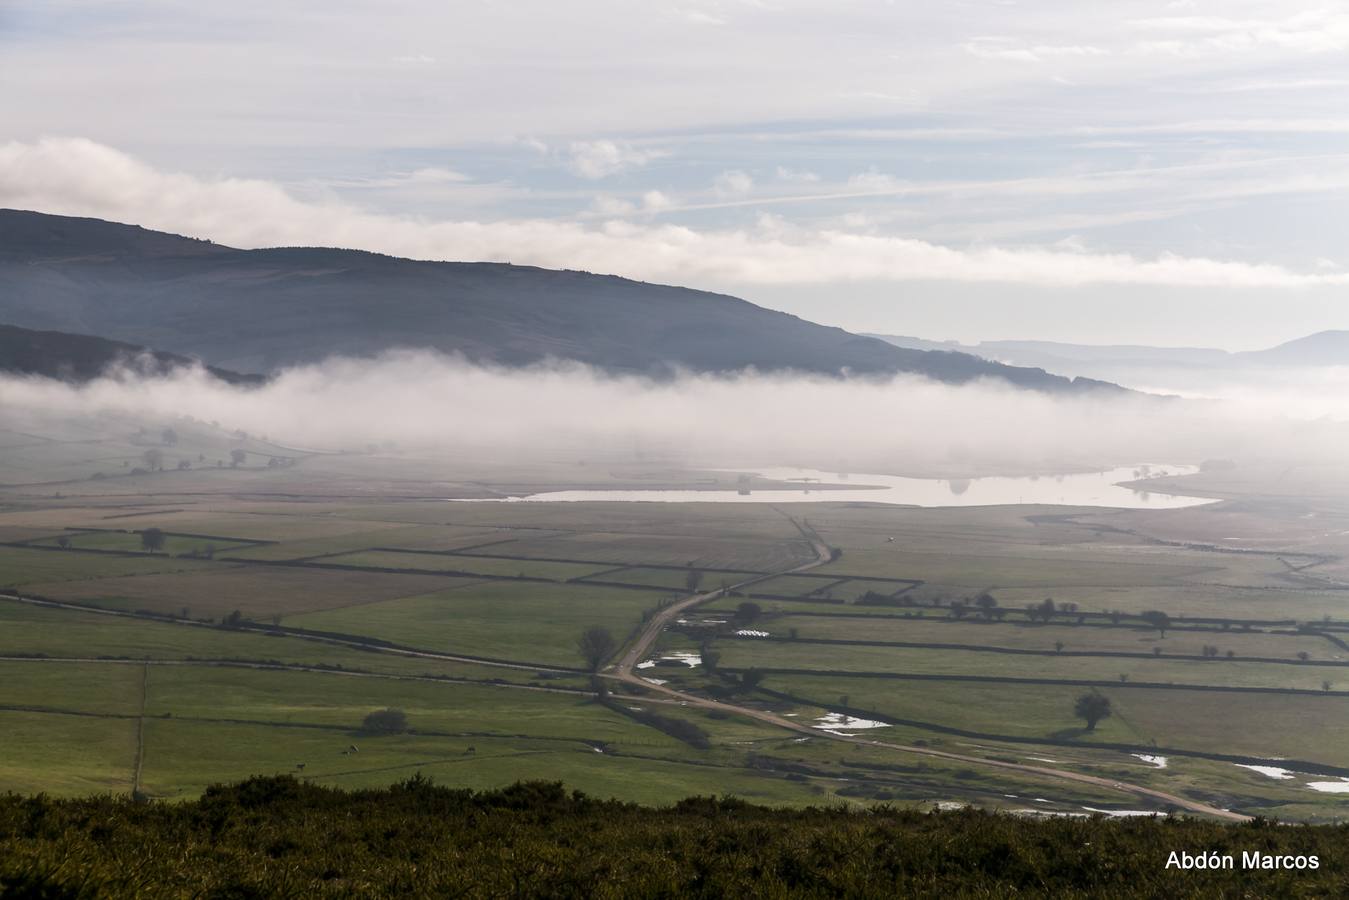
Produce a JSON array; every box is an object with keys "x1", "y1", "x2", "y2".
[{"x1": 1, "y1": 777, "x2": 1347, "y2": 898}]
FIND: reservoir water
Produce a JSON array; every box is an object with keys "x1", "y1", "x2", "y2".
[{"x1": 472, "y1": 465, "x2": 1216, "y2": 509}]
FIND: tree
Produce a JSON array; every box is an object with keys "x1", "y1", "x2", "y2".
[
  {"x1": 140, "y1": 527, "x2": 166, "y2": 552},
  {"x1": 1054, "y1": 641, "x2": 1065, "y2": 654},
  {"x1": 177, "y1": 459, "x2": 192, "y2": 470},
  {"x1": 161, "y1": 428, "x2": 178, "y2": 446},
  {"x1": 685, "y1": 568, "x2": 704, "y2": 593},
  {"x1": 142, "y1": 448, "x2": 164, "y2": 471},
  {"x1": 741, "y1": 669, "x2": 765, "y2": 690},
  {"x1": 576, "y1": 626, "x2": 617, "y2": 672},
  {"x1": 974, "y1": 592, "x2": 998, "y2": 619},
  {"x1": 361, "y1": 708, "x2": 409, "y2": 735},
  {"x1": 1140, "y1": 610, "x2": 1171, "y2": 638},
  {"x1": 734, "y1": 601, "x2": 762, "y2": 625},
  {"x1": 1074, "y1": 692, "x2": 1112, "y2": 731},
  {"x1": 700, "y1": 648, "x2": 721, "y2": 674},
  {"x1": 230, "y1": 449, "x2": 247, "y2": 468},
  {"x1": 1298, "y1": 651, "x2": 1310, "y2": 662},
  {"x1": 55, "y1": 535, "x2": 71, "y2": 550}
]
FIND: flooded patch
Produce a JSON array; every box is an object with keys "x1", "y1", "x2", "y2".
[
  {"x1": 1132, "y1": 754, "x2": 1168, "y2": 769},
  {"x1": 1082, "y1": 807, "x2": 1162, "y2": 818},
  {"x1": 1025, "y1": 756, "x2": 1060, "y2": 764},
  {"x1": 813, "y1": 712, "x2": 889, "y2": 731},
  {"x1": 641, "y1": 677, "x2": 668, "y2": 686},
  {"x1": 650, "y1": 651, "x2": 701, "y2": 667},
  {"x1": 1307, "y1": 779, "x2": 1349, "y2": 793},
  {"x1": 636, "y1": 660, "x2": 656, "y2": 669},
  {"x1": 735, "y1": 629, "x2": 769, "y2": 637},
  {"x1": 1236, "y1": 764, "x2": 1296, "y2": 780}
]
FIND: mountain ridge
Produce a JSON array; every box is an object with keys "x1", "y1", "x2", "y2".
[{"x1": 0, "y1": 209, "x2": 1121, "y2": 392}]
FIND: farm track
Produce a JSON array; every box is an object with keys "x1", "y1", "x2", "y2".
[
  {"x1": 0, "y1": 520, "x2": 1269, "y2": 818},
  {"x1": 610, "y1": 512, "x2": 1252, "y2": 822}
]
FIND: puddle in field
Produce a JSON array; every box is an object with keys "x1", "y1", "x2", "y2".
[
  {"x1": 641, "y1": 677, "x2": 668, "y2": 686},
  {"x1": 1132, "y1": 754, "x2": 1168, "y2": 769},
  {"x1": 813, "y1": 712, "x2": 889, "y2": 732},
  {"x1": 642, "y1": 651, "x2": 701, "y2": 668},
  {"x1": 1082, "y1": 807, "x2": 1163, "y2": 817},
  {"x1": 454, "y1": 465, "x2": 1215, "y2": 509},
  {"x1": 1307, "y1": 779, "x2": 1349, "y2": 793},
  {"x1": 1236, "y1": 764, "x2": 1296, "y2": 780}
]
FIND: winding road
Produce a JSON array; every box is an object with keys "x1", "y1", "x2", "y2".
[{"x1": 608, "y1": 512, "x2": 1251, "y2": 822}]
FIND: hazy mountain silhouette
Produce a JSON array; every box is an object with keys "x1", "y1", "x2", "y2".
[
  {"x1": 0, "y1": 210, "x2": 1121, "y2": 391},
  {"x1": 0, "y1": 322, "x2": 259, "y2": 384}
]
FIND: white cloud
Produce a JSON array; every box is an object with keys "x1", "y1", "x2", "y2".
[
  {"x1": 775, "y1": 166, "x2": 820, "y2": 183},
  {"x1": 566, "y1": 140, "x2": 662, "y2": 179},
  {"x1": 713, "y1": 169, "x2": 754, "y2": 198},
  {"x1": 5, "y1": 137, "x2": 1349, "y2": 291},
  {"x1": 963, "y1": 37, "x2": 1107, "y2": 63},
  {"x1": 589, "y1": 194, "x2": 637, "y2": 217}
]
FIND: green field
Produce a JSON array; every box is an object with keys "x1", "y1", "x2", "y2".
[{"x1": 5, "y1": 434, "x2": 1349, "y2": 819}]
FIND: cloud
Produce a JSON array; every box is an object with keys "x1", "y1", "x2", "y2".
[
  {"x1": 566, "y1": 140, "x2": 663, "y2": 179},
  {"x1": 775, "y1": 166, "x2": 820, "y2": 183},
  {"x1": 713, "y1": 169, "x2": 753, "y2": 198},
  {"x1": 1130, "y1": 10, "x2": 1349, "y2": 57},
  {"x1": 5, "y1": 137, "x2": 1349, "y2": 290},
  {"x1": 963, "y1": 37, "x2": 1108, "y2": 63}
]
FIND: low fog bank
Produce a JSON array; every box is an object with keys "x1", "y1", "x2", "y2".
[{"x1": 2, "y1": 352, "x2": 1347, "y2": 478}]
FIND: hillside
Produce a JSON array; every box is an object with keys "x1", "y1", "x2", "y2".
[
  {"x1": 1236, "y1": 330, "x2": 1349, "y2": 366},
  {"x1": 1, "y1": 776, "x2": 1336, "y2": 897},
  {"x1": 0, "y1": 322, "x2": 259, "y2": 384},
  {"x1": 0, "y1": 210, "x2": 1120, "y2": 391}
]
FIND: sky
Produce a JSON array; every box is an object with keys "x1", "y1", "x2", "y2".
[{"x1": 2, "y1": 0, "x2": 1348, "y2": 348}]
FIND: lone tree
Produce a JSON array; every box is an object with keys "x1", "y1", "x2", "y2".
[
  {"x1": 230, "y1": 449, "x2": 247, "y2": 468},
  {"x1": 361, "y1": 708, "x2": 409, "y2": 735},
  {"x1": 577, "y1": 626, "x2": 617, "y2": 672},
  {"x1": 974, "y1": 592, "x2": 999, "y2": 619},
  {"x1": 1141, "y1": 610, "x2": 1171, "y2": 638},
  {"x1": 140, "y1": 527, "x2": 166, "y2": 553},
  {"x1": 685, "y1": 568, "x2": 704, "y2": 593},
  {"x1": 142, "y1": 448, "x2": 164, "y2": 471},
  {"x1": 1073, "y1": 692, "x2": 1112, "y2": 731},
  {"x1": 161, "y1": 427, "x2": 178, "y2": 446},
  {"x1": 734, "y1": 601, "x2": 762, "y2": 625}
]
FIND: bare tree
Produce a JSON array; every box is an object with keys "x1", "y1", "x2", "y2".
[
  {"x1": 142, "y1": 448, "x2": 164, "y2": 471},
  {"x1": 229, "y1": 449, "x2": 247, "y2": 468},
  {"x1": 685, "y1": 568, "x2": 704, "y2": 593},
  {"x1": 577, "y1": 626, "x2": 617, "y2": 672}
]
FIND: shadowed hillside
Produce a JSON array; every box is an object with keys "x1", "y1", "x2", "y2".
[
  {"x1": 0, "y1": 322, "x2": 260, "y2": 384},
  {"x1": 0, "y1": 210, "x2": 1122, "y2": 392}
]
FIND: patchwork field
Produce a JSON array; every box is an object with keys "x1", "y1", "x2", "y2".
[{"x1": 5, "y1": 440, "x2": 1349, "y2": 820}]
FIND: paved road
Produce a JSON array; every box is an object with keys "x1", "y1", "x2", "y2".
[{"x1": 608, "y1": 513, "x2": 1250, "y2": 823}]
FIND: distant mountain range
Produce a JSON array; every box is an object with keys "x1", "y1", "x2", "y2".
[
  {"x1": 865, "y1": 331, "x2": 1349, "y2": 383},
  {"x1": 0, "y1": 210, "x2": 1121, "y2": 392},
  {"x1": 0, "y1": 323, "x2": 258, "y2": 384}
]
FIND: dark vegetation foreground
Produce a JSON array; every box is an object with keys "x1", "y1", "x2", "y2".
[{"x1": 2, "y1": 777, "x2": 1345, "y2": 898}]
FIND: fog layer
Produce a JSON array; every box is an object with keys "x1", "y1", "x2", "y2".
[{"x1": 2, "y1": 353, "x2": 1345, "y2": 478}]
